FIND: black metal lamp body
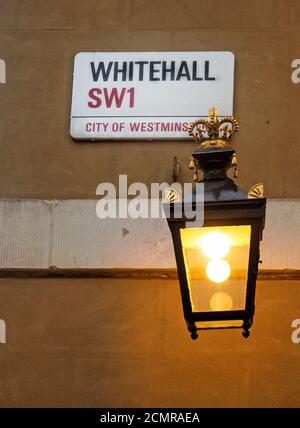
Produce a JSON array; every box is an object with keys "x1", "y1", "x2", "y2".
[{"x1": 165, "y1": 109, "x2": 266, "y2": 340}]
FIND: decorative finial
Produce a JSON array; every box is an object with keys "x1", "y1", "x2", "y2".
[
  {"x1": 188, "y1": 107, "x2": 239, "y2": 149},
  {"x1": 248, "y1": 183, "x2": 264, "y2": 199}
]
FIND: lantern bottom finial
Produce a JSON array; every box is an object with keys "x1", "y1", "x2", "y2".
[
  {"x1": 242, "y1": 330, "x2": 250, "y2": 338},
  {"x1": 242, "y1": 321, "x2": 251, "y2": 339},
  {"x1": 187, "y1": 322, "x2": 199, "y2": 340}
]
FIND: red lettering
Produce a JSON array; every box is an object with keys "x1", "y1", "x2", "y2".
[
  {"x1": 130, "y1": 122, "x2": 140, "y2": 131},
  {"x1": 161, "y1": 123, "x2": 170, "y2": 132},
  {"x1": 182, "y1": 122, "x2": 189, "y2": 131},
  {"x1": 88, "y1": 87, "x2": 134, "y2": 109},
  {"x1": 147, "y1": 122, "x2": 153, "y2": 132},
  {"x1": 88, "y1": 88, "x2": 102, "y2": 108},
  {"x1": 127, "y1": 87, "x2": 135, "y2": 108},
  {"x1": 104, "y1": 88, "x2": 126, "y2": 108}
]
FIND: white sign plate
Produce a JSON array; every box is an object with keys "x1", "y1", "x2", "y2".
[{"x1": 70, "y1": 51, "x2": 234, "y2": 140}]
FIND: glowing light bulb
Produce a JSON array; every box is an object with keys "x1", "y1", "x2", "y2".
[
  {"x1": 210, "y1": 292, "x2": 233, "y2": 311},
  {"x1": 200, "y1": 231, "x2": 232, "y2": 259},
  {"x1": 206, "y1": 259, "x2": 231, "y2": 283}
]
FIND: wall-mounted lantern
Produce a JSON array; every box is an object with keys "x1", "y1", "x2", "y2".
[{"x1": 165, "y1": 108, "x2": 266, "y2": 340}]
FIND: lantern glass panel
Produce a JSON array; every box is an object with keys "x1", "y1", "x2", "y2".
[{"x1": 180, "y1": 225, "x2": 251, "y2": 313}]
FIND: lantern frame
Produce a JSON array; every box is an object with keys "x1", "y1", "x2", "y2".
[
  {"x1": 167, "y1": 198, "x2": 266, "y2": 339},
  {"x1": 165, "y1": 108, "x2": 266, "y2": 340}
]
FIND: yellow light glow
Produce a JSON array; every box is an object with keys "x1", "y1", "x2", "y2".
[
  {"x1": 210, "y1": 292, "x2": 233, "y2": 311},
  {"x1": 200, "y1": 231, "x2": 232, "y2": 259},
  {"x1": 206, "y1": 259, "x2": 231, "y2": 283}
]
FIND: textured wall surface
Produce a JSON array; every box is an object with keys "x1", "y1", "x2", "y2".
[
  {"x1": 0, "y1": 1, "x2": 300, "y2": 409},
  {"x1": 0, "y1": 0, "x2": 299, "y2": 198},
  {"x1": 0, "y1": 277, "x2": 299, "y2": 408}
]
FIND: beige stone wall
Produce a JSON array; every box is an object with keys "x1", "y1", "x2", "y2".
[
  {"x1": 0, "y1": 0, "x2": 299, "y2": 198},
  {"x1": 1, "y1": 1, "x2": 300, "y2": 409},
  {"x1": 0, "y1": 277, "x2": 299, "y2": 408}
]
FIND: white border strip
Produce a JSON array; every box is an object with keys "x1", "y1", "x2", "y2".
[{"x1": 0, "y1": 199, "x2": 298, "y2": 269}]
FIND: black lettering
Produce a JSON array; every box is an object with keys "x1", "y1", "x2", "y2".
[
  {"x1": 90, "y1": 62, "x2": 113, "y2": 82},
  {"x1": 162, "y1": 61, "x2": 175, "y2": 80},
  {"x1": 135, "y1": 61, "x2": 148, "y2": 81},
  {"x1": 204, "y1": 60, "x2": 215, "y2": 81},
  {"x1": 113, "y1": 61, "x2": 127, "y2": 81},
  {"x1": 149, "y1": 61, "x2": 161, "y2": 81},
  {"x1": 192, "y1": 61, "x2": 203, "y2": 80},
  {"x1": 176, "y1": 61, "x2": 191, "y2": 81},
  {"x1": 128, "y1": 61, "x2": 134, "y2": 81}
]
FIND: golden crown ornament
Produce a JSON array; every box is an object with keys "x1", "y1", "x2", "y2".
[
  {"x1": 188, "y1": 107, "x2": 240, "y2": 181},
  {"x1": 188, "y1": 107, "x2": 239, "y2": 149},
  {"x1": 187, "y1": 107, "x2": 263, "y2": 198}
]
